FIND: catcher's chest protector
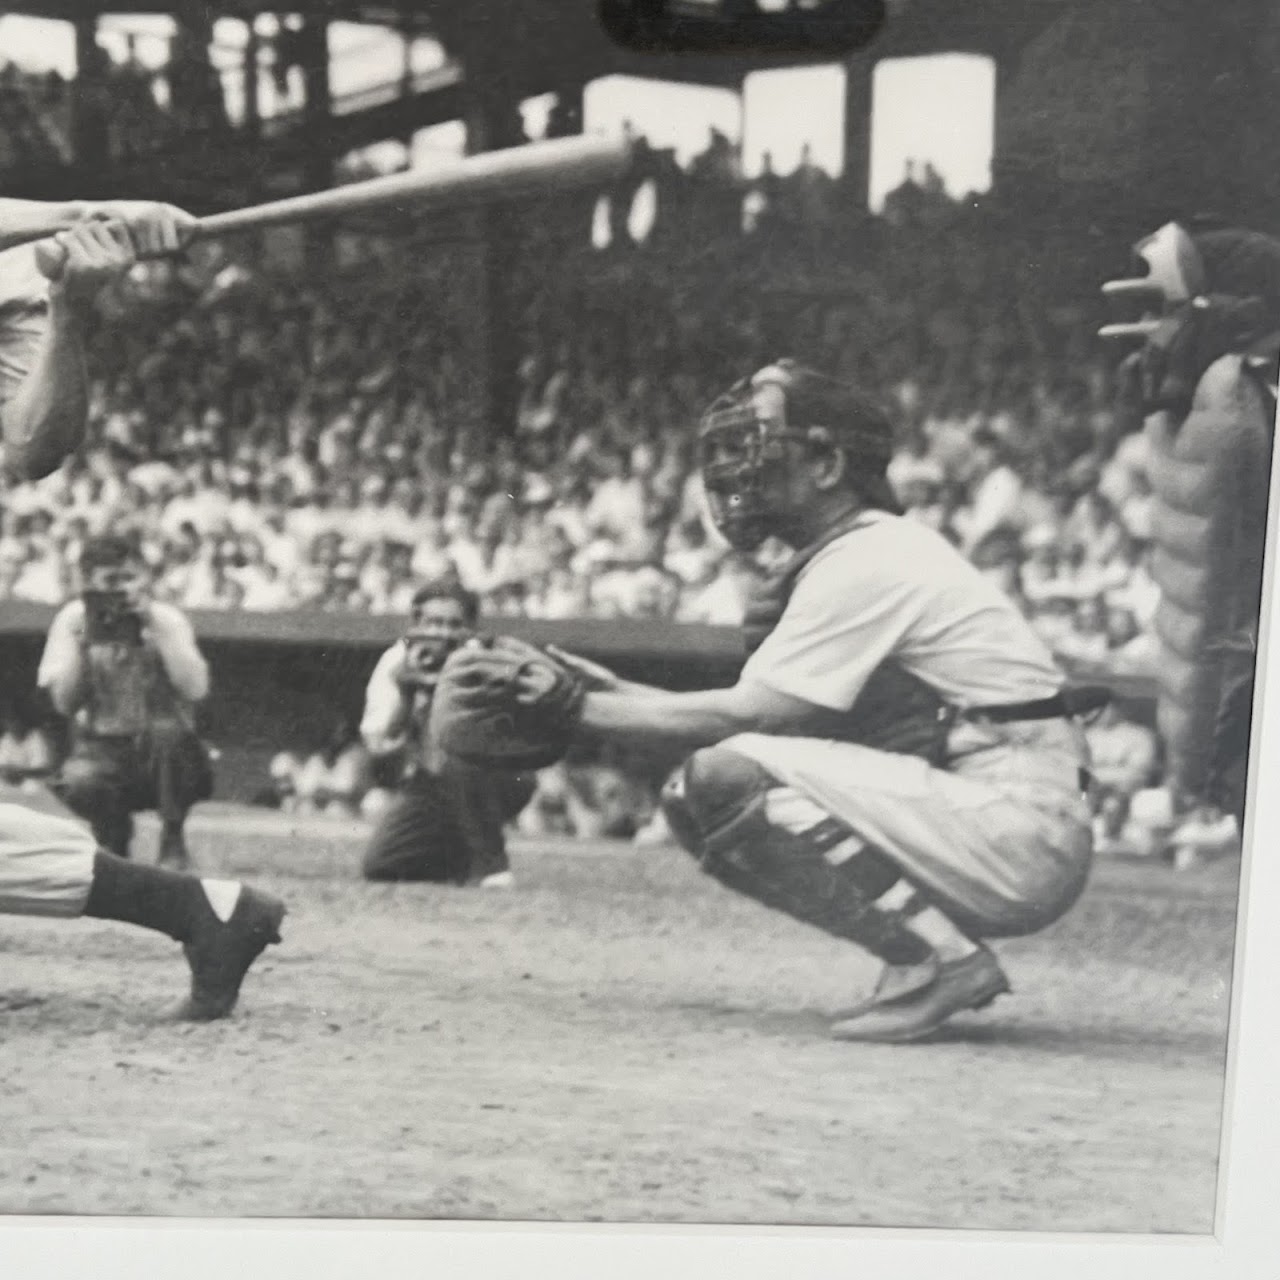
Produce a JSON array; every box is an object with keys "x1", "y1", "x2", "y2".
[
  {"x1": 1146, "y1": 354, "x2": 1274, "y2": 809},
  {"x1": 743, "y1": 511, "x2": 951, "y2": 762}
]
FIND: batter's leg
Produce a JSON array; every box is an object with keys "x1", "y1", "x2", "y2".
[{"x1": 0, "y1": 801, "x2": 284, "y2": 1020}]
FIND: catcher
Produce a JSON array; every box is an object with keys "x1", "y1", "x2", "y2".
[
  {"x1": 359, "y1": 581, "x2": 535, "y2": 886},
  {"x1": 431, "y1": 361, "x2": 1102, "y2": 1042}
]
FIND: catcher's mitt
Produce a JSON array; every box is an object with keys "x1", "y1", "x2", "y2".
[{"x1": 427, "y1": 634, "x2": 587, "y2": 770}]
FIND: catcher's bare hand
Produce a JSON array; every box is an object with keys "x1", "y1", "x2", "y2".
[{"x1": 543, "y1": 645, "x2": 622, "y2": 692}]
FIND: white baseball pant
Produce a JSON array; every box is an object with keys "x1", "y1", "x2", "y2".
[{"x1": 723, "y1": 715, "x2": 1094, "y2": 936}]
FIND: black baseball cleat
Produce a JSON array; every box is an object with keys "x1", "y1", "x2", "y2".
[
  {"x1": 830, "y1": 945, "x2": 1010, "y2": 1044},
  {"x1": 178, "y1": 885, "x2": 286, "y2": 1021}
]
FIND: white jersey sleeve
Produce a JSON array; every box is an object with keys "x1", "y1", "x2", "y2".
[{"x1": 0, "y1": 245, "x2": 49, "y2": 414}]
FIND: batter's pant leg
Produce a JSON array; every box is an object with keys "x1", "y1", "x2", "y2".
[{"x1": 0, "y1": 802, "x2": 98, "y2": 917}]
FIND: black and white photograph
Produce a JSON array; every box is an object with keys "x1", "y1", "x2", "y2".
[{"x1": 0, "y1": 0, "x2": 1277, "y2": 1270}]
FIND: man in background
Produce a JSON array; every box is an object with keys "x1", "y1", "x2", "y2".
[
  {"x1": 39, "y1": 533, "x2": 213, "y2": 867},
  {"x1": 360, "y1": 581, "x2": 534, "y2": 886}
]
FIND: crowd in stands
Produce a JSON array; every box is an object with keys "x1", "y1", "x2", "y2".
[
  {"x1": 0, "y1": 47, "x2": 177, "y2": 171},
  {"x1": 0, "y1": 127, "x2": 1236, "y2": 862},
  {"x1": 0, "y1": 142, "x2": 1157, "y2": 663}
]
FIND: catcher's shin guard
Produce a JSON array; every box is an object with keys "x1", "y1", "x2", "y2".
[{"x1": 661, "y1": 745, "x2": 935, "y2": 965}]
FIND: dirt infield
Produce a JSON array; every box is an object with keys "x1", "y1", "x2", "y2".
[{"x1": 0, "y1": 807, "x2": 1238, "y2": 1231}]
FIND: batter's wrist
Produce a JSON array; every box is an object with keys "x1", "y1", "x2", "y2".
[{"x1": 47, "y1": 288, "x2": 93, "y2": 331}]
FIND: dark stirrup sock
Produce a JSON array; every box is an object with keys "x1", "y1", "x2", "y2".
[{"x1": 83, "y1": 851, "x2": 219, "y2": 943}]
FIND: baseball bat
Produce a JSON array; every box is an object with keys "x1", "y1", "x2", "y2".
[
  {"x1": 22, "y1": 135, "x2": 631, "y2": 265},
  {"x1": 199, "y1": 134, "x2": 631, "y2": 238}
]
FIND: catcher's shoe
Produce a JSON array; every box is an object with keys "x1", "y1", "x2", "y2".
[
  {"x1": 832, "y1": 956, "x2": 942, "y2": 1022},
  {"x1": 178, "y1": 884, "x2": 286, "y2": 1021},
  {"x1": 830, "y1": 946, "x2": 1010, "y2": 1044}
]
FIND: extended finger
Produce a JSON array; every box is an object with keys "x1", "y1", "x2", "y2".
[{"x1": 545, "y1": 644, "x2": 594, "y2": 672}]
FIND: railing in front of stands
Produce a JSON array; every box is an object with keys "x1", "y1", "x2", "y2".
[{"x1": 0, "y1": 599, "x2": 1158, "y2": 701}]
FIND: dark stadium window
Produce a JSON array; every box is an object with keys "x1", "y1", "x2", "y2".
[{"x1": 599, "y1": 0, "x2": 884, "y2": 56}]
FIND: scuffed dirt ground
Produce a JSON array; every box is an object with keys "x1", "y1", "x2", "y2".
[{"x1": 0, "y1": 807, "x2": 1238, "y2": 1231}]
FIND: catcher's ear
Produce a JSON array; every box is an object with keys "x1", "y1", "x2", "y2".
[{"x1": 806, "y1": 426, "x2": 846, "y2": 491}]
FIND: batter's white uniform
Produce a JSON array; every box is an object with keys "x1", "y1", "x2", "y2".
[
  {"x1": 727, "y1": 511, "x2": 1093, "y2": 934},
  {"x1": 0, "y1": 244, "x2": 97, "y2": 917}
]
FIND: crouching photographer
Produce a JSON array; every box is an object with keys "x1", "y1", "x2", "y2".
[
  {"x1": 38, "y1": 535, "x2": 213, "y2": 866},
  {"x1": 359, "y1": 581, "x2": 534, "y2": 886}
]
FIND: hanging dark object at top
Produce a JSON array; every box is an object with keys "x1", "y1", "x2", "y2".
[{"x1": 599, "y1": 0, "x2": 886, "y2": 56}]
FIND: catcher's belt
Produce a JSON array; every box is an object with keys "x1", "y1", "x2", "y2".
[{"x1": 958, "y1": 686, "x2": 1111, "y2": 725}]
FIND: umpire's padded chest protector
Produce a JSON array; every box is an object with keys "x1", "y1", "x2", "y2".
[
  {"x1": 742, "y1": 511, "x2": 953, "y2": 764},
  {"x1": 1146, "y1": 352, "x2": 1275, "y2": 808}
]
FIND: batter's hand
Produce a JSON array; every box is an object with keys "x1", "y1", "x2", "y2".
[
  {"x1": 35, "y1": 218, "x2": 137, "y2": 303},
  {"x1": 35, "y1": 202, "x2": 197, "y2": 300},
  {"x1": 87, "y1": 201, "x2": 199, "y2": 257}
]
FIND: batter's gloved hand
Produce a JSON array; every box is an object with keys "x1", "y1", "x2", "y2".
[{"x1": 428, "y1": 634, "x2": 587, "y2": 771}]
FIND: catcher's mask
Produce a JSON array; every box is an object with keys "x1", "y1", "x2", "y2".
[{"x1": 697, "y1": 360, "x2": 897, "y2": 551}]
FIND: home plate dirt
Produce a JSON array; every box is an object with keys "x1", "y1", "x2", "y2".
[{"x1": 0, "y1": 807, "x2": 1238, "y2": 1231}]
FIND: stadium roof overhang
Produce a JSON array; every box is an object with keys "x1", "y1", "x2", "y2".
[{"x1": 5, "y1": 0, "x2": 1070, "y2": 87}]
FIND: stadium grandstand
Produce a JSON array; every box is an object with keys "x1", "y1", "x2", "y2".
[{"x1": 0, "y1": 0, "x2": 1272, "y2": 860}]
